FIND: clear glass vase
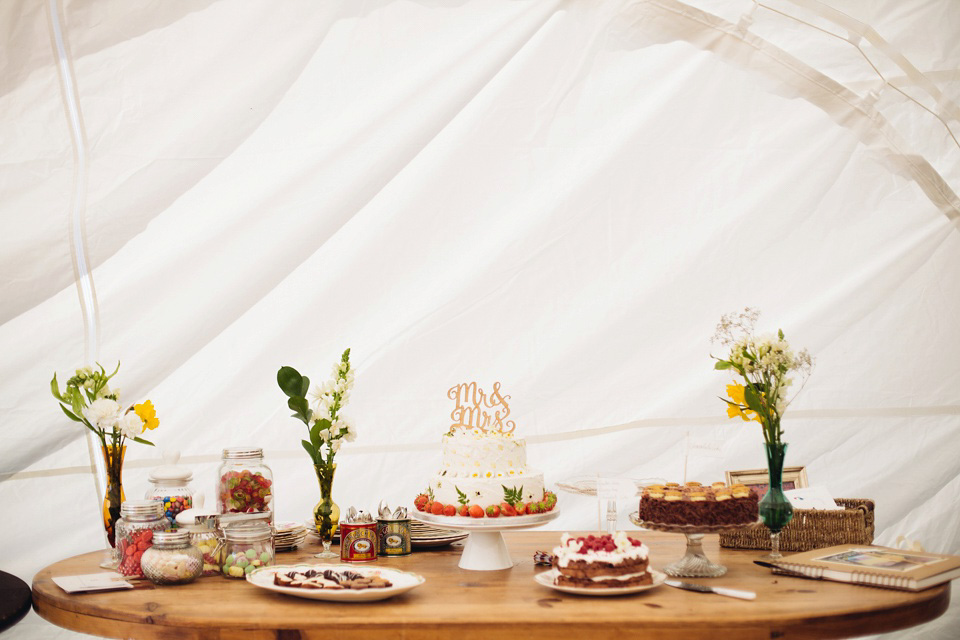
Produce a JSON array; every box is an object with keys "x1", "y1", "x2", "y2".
[
  {"x1": 758, "y1": 441, "x2": 794, "y2": 559},
  {"x1": 313, "y1": 462, "x2": 340, "y2": 559}
]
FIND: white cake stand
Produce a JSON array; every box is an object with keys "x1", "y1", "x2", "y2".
[{"x1": 412, "y1": 509, "x2": 560, "y2": 571}]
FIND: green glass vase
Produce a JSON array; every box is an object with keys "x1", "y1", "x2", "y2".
[
  {"x1": 758, "y1": 441, "x2": 794, "y2": 559},
  {"x1": 313, "y1": 462, "x2": 340, "y2": 559}
]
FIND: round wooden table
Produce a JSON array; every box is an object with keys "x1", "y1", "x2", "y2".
[{"x1": 33, "y1": 531, "x2": 949, "y2": 639}]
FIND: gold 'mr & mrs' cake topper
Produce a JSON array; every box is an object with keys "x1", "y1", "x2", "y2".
[{"x1": 448, "y1": 381, "x2": 516, "y2": 434}]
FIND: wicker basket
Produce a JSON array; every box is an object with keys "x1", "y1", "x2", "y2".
[{"x1": 719, "y1": 498, "x2": 874, "y2": 552}]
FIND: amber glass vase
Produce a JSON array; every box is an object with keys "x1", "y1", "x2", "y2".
[
  {"x1": 313, "y1": 462, "x2": 340, "y2": 559},
  {"x1": 101, "y1": 444, "x2": 126, "y2": 568}
]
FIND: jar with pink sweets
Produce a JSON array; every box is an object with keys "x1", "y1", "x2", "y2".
[{"x1": 217, "y1": 447, "x2": 273, "y2": 523}]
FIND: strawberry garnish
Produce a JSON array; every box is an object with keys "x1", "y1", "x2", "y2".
[{"x1": 468, "y1": 505, "x2": 484, "y2": 518}]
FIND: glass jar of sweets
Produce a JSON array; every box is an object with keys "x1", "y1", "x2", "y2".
[
  {"x1": 175, "y1": 509, "x2": 222, "y2": 577},
  {"x1": 145, "y1": 451, "x2": 194, "y2": 526},
  {"x1": 217, "y1": 447, "x2": 273, "y2": 522},
  {"x1": 115, "y1": 500, "x2": 168, "y2": 577},
  {"x1": 221, "y1": 522, "x2": 274, "y2": 579},
  {"x1": 140, "y1": 529, "x2": 203, "y2": 585}
]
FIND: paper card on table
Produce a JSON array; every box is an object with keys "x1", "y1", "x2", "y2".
[
  {"x1": 784, "y1": 486, "x2": 841, "y2": 510},
  {"x1": 52, "y1": 573, "x2": 135, "y2": 593}
]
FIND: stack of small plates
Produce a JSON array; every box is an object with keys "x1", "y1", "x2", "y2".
[
  {"x1": 274, "y1": 522, "x2": 308, "y2": 552},
  {"x1": 410, "y1": 521, "x2": 468, "y2": 549}
]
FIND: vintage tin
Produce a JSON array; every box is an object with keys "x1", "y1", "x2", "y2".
[
  {"x1": 339, "y1": 521, "x2": 378, "y2": 562},
  {"x1": 376, "y1": 518, "x2": 412, "y2": 556}
]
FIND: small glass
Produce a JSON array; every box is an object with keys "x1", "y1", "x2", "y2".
[
  {"x1": 217, "y1": 447, "x2": 273, "y2": 523},
  {"x1": 114, "y1": 500, "x2": 168, "y2": 577},
  {"x1": 140, "y1": 530, "x2": 203, "y2": 585},
  {"x1": 221, "y1": 523, "x2": 274, "y2": 579}
]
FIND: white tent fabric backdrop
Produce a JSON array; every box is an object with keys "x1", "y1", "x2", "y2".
[{"x1": 2, "y1": 0, "x2": 959, "y2": 637}]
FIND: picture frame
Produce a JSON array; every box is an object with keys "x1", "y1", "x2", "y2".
[{"x1": 725, "y1": 466, "x2": 809, "y2": 499}]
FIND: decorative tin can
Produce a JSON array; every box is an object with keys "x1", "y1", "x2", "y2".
[
  {"x1": 376, "y1": 518, "x2": 412, "y2": 556},
  {"x1": 340, "y1": 521, "x2": 378, "y2": 562}
]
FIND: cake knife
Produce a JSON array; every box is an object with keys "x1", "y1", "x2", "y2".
[{"x1": 664, "y1": 579, "x2": 756, "y2": 600}]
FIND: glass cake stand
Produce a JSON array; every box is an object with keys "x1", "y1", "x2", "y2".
[
  {"x1": 412, "y1": 509, "x2": 560, "y2": 571},
  {"x1": 629, "y1": 511, "x2": 760, "y2": 578}
]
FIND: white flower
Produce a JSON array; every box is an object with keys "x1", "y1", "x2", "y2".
[
  {"x1": 83, "y1": 398, "x2": 122, "y2": 430},
  {"x1": 344, "y1": 423, "x2": 357, "y2": 443},
  {"x1": 312, "y1": 402, "x2": 332, "y2": 423},
  {"x1": 119, "y1": 412, "x2": 144, "y2": 438},
  {"x1": 330, "y1": 439, "x2": 342, "y2": 453},
  {"x1": 318, "y1": 429, "x2": 331, "y2": 443}
]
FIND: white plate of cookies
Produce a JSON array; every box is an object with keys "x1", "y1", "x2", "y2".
[{"x1": 247, "y1": 564, "x2": 425, "y2": 602}]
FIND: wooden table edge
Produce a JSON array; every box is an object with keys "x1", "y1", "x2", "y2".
[{"x1": 32, "y1": 579, "x2": 951, "y2": 640}]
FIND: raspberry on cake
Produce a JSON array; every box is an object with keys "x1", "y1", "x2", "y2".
[
  {"x1": 552, "y1": 532, "x2": 652, "y2": 588},
  {"x1": 638, "y1": 481, "x2": 758, "y2": 526}
]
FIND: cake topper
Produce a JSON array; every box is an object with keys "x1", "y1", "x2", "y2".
[{"x1": 447, "y1": 381, "x2": 516, "y2": 434}]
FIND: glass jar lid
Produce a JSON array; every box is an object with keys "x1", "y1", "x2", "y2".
[
  {"x1": 152, "y1": 529, "x2": 191, "y2": 548},
  {"x1": 221, "y1": 446, "x2": 264, "y2": 461},
  {"x1": 121, "y1": 500, "x2": 164, "y2": 519},
  {"x1": 223, "y1": 522, "x2": 272, "y2": 542}
]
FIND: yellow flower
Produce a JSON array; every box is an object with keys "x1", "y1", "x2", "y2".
[
  {"x1": 725, "y1": 384, "x2": 760, "y2": 423},
  {"x1": 134, "y1": 400, "x2": 159, "y2": 431}
]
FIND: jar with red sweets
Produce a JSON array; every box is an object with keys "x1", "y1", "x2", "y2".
[
  {"x1": 217, "y1": 447, "x2": 273, "y2": 523},
  {"x1": 115, "y1": 500, "x2": 168, "y2": 577}
]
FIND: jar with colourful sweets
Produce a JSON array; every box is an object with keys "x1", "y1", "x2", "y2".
[
  {"x1": 175, "y1": 508, "x2": 222, "y2": 577},
  {"x1": 144, "y1": 451, "x2": 194, "y2": 527},
  {"x1": 217, "y1": 447, "x2": 273, "y2": 522},
  {"x1": 114, "y1": 500, "x2": 168, "y2": 577},
  {"x1": 140, "y1": 529, "x2": 204, "y2": 585},
  {"x1": 221, "y1": 522, "x2": 274, "y2": 578}
]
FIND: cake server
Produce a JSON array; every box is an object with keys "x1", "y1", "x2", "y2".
[{"x1": 664, "y1": 579, "x2": 756, "y2": 600}]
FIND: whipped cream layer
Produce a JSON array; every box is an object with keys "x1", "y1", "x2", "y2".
[{"x1": 553, "y1": 532, "x2": 649, "y2": 568}]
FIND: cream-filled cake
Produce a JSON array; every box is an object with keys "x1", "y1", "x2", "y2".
[
  {"x1": 552, "y1": 532, "x2": 652, "y2": 588},
  {"x1": 415, "y1": 382, "x2": 556, "y2": 518}
]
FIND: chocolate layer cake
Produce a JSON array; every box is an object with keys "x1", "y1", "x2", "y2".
[
  {"x1": 638, "y1": 482, "x2": 758, "y2": 526},
  {"x1": 552, "y1": 532, "x2": 651, "y2": 589}
]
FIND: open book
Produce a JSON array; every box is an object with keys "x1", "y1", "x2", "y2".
[{"x1": 761, "y1": 544, "x2": 960, "y2": 592}]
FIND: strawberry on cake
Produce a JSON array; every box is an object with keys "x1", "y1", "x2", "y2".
[{"x1": 552, "y1": 532, "x2": 652, "y2": 588}]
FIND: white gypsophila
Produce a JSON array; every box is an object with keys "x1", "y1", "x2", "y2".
[
  {"x1": 83, "y1": 398, "x2": 122, "y2": 429},
  {"x1": 118, "y1": 412, "x2": 144, "y2": 438}
]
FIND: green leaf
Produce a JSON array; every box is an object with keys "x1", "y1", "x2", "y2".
[
  {"x1": 59, "y1": 404, "x2": 82, "y2": 422},
  {"x1": 131, "y1": 436, "x2": 155, "y2": 446},
  {"x1": 277, "y1": 366, "x2": 305, "y2": 398},
  {"x1": 299, "y1": 376, "x2": 310, "y2": 398},
  {"x1": 713, "y1": 360, "x2": 732, "y2": 370},
  {"x1": 743, "y1": 385, "x2": 765, "y2": 414},
  {"x1": 301, "y1": 439, "x2": 317, "y2": 461},
  {"x1": 287, "y1": 397, "x2": 310, "y2": 423},
  {"x1": 455, "y1": 486, "x2": 468, "y2": 506},
  {"x1": 51, "y1": 374, "x2": 64, "y2": 401}
]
